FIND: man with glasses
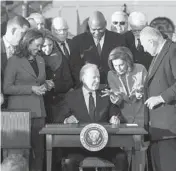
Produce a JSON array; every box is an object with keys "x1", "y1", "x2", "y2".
[
  {"x1": 111, "y1": 11, "x2": 128, "y2": 34},
  {"x1": 70, "y1": 11, "x2": 127, "y2": 88},
  {"x1": 51, "y1": 17, "x2": 72, "y2": 60}
]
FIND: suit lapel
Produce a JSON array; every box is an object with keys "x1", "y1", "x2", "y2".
[
  {"x1": 20, "y1": 57, "x2": 37, "y2": 78},
  {"x1": 36, "y1": 56, "x2": 45, "y2": 80},
  {"x1": 1, "y1": 39, "x2": 8, "y2": 72},
  {"x1": 147, "y1": 40, "x2": 172, "y2": 82},
  {"x1": 78, "y1": 88, "x2": 92, "y2": 121},
  {"x1": 101, "y1": 30, "x2": 108, "y2": 57},
  {"x1": 87, "y1": 33, "x2": 99, "y2": 55}
]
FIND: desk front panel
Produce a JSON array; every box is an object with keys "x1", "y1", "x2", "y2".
[{"x1": 52, "y1": 134, "x2": 135, "y2": 148}]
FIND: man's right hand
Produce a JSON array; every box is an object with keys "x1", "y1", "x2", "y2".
[{"x1": 64, "y1": 115, "x2": 79, "y2": 124}]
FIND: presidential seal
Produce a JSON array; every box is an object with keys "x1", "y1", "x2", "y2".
[{"x1": 80, "y1": 123, "x2": 108, "y2": 151}]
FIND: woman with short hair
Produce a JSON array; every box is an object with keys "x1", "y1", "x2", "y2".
[{"x1": 105, "y1": 46, "x2": 147, "y2": 126}]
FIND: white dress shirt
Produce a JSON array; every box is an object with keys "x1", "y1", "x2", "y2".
[
  {"x1": 93, "y1": 34, "x2": 105, "y2": 49},
  {"x1": 82, "y1": 86, "x2": 96, "y2": 113}
]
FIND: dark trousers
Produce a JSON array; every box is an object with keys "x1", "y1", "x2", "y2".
[
  {"x1": 30, "y1": 118, "x2": 45, "y2": 171},
  {"x1": 59, "y1": 147, "x2": 128, "y2": 171},
  {"x1": 150, "y1": 138, "x2": 176, "y2": 171}
]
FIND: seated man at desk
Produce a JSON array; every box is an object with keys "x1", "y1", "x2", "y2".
[{"x1": 53, "y1": 63, "x2": 128, "y2": 171}]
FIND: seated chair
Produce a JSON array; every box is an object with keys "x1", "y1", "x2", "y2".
[{"x1": 1, "y1": 110, "x2": 31, "y2": 163}]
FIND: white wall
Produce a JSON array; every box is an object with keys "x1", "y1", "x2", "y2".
[{"x1": 43, "y1": 1, "x2": 176, "y2": 36}]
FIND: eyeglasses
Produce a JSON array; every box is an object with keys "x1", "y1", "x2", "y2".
[{"x1": 112, "y1": 21, "x2": 126, "y2": 26}]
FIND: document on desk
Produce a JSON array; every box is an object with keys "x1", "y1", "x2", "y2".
[{"x1": 126, "y1": 123, "x2": 138, "y2": 127}]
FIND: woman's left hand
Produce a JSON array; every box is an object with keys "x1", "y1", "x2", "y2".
[{"x1": 45, "y1": 80, "x2": 55, "y2": 91}]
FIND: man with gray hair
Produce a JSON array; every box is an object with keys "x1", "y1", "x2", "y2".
[
  {"x1": 53, "y1": 63, "x2": 128, "y2": 171},
  {"x1": 51, "y1": 16, "x2": 72, "y2": 59},
  {"x1": 111, "y1": 11, "x2": 128, "y2": 34},
  {"x1": 140, "y1": 26, "x2": 176, "y2": 171}
]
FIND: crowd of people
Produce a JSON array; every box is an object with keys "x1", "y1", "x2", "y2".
[{"x1": 1, "y1": 8, "x2": 176, "y2": 171}]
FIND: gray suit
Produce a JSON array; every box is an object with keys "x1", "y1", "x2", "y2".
[{"x1": 144, "y1": 40, "x2": 176, "y2": 171}]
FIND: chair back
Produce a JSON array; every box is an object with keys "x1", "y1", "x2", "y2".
[{"x1": 1, "y1": 110, "x2": 31, "y2": 149}]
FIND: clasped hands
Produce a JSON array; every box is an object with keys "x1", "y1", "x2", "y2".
[
  {"x1": 32, "y1": 80, "x2": 55, "y2": 95},
  {"x1": 64, "y1": 115, "x2": 120, "y2": 125}
]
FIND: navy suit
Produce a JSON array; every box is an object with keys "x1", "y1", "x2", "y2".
[
  {"x1": 53, "y1": 88, "x2": 122, "y2": 123},
  {"x1": 52, "y1": 88, "x2": 128, "y2": 171}
]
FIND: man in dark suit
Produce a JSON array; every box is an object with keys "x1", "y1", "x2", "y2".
[
  {"x1": 127, "y1": 11, "x2": 153, "y2": 71},
  {"x1": 140, "y1": 26, "x2": 176, "y2": 171},
  {"x1": 53, "y1": 63, "x2": 128, "y2": 171},
  {"x1": 69, "y1": 11, "x2": 127, "y2": 88},
  {"x1": 51, "y1": 17, "x2": 72, "y2": 60},
  {"x1": 1, "y1": 16, "x2": 30, "y2": 109}
]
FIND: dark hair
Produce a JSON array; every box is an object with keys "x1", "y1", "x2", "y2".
[
  {"x1": 40, "y1": 29, "x2": 60, "y2": 54},
  {"x1": 16, "y1": 28, "x2": 44, "y2": 58},
  {"x1": 108, "y1": 46, "x2": 134, "y2": 72},
  {"x1": 7, "y1": 15, "x2": 30, "y2": 28}
]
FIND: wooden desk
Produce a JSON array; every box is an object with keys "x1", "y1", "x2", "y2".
[{"x1": 40, "y1": 124, "x2": 148, "y2": 171}]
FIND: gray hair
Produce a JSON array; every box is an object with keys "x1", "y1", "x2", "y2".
[
  {"x1": 79, "y1": 63, "x2": 98, "y2": 82},
  {"x1": 140, "y1": 26, "x2": 163, "y2": 42}
]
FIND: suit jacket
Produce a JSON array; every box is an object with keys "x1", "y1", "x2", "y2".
[
  {"x1": 3, "y1": 56, "x2": 46, "y2": 118},
  {"x1": 69, "y1": 30, "x2": 126, "y2": 87},
  {"x1": 144, "y1": 40, "x2": 176, "y2": 140},
  {"x1": 53, "y1": 88, "x2": 122, "y2": 123},
  {"x1": 1, "y1": 38, "x2": 8, "y2": 108},
  {"x1": 124, "y1": 31, "x2": 153, "y2": 71},
  {"x1": 43, "y1": 48, "x2": 74, "y2": 105},
  {"x1": 108, "y1": 63, "x2": 147, "y2": 127}
]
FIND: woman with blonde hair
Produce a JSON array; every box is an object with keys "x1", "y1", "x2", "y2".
[{"x1": 103, "y1": 46, "x2": 147, "y2": 126}]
